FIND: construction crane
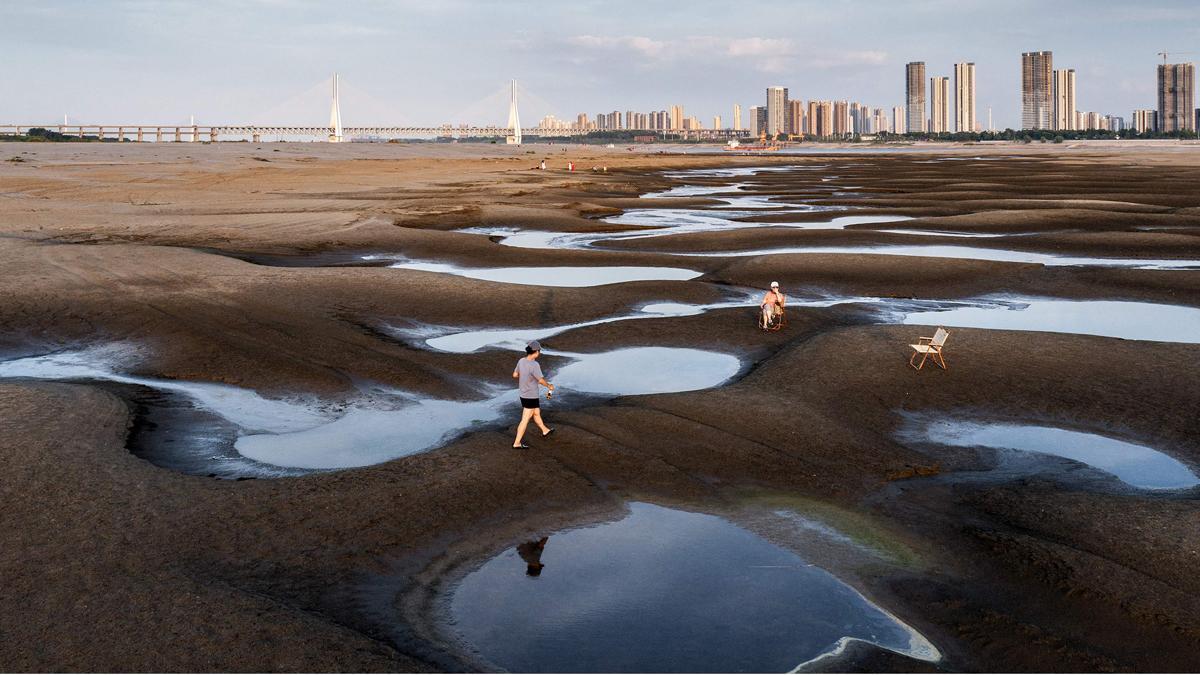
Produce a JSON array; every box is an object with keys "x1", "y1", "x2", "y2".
[{"x1": 1158, "y1": 51, "x2": 1195, "y2": 65}]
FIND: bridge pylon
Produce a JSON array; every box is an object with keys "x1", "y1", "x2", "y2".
[
  {"x1": 506, "y1": 79, "x2": 521, "y2": 145},
  {"x1": 329, "y1": 73, "x2": 344, "y2": 143}
]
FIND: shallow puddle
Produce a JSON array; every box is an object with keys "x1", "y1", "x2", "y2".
[
  {"x1": 485, "y1": 214, "x2": 912, "y2": 251},
  {"x1": 678, "y1": 243, "x2": 1200, "y2": 269},
  {"x1": 914, "y1": 419, "x2": 1199, "y2": 490},
  {"x1": 387, "y1": 260, "x2": 701, "y2": 286},
  {"x1": 0, "y1": 346, "x2": 329, "y2": 434},
  {"x1": 0, "y1": 344, "x2": 742, "y2": 472},
  {"x1": 898, "y1": 297, "x2": 1200, "y2": 343},
  {"x1": 448, "y1": 502, "x2": 939, "y2": 673},
  {"x1": 552, "y1": 347, "x2": 740, "y2": 395},
  {"x1": 420, "y1": 298, "x2": 749, "y2": 354}
]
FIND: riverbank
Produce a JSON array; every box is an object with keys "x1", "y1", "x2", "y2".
[{"x1": 0, "y1": 142, "x2": 1198, "y2": 671}]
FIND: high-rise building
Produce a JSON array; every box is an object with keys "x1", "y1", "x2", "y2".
[
  {"x1": 805, "y1": 100, "x2": 833, "y2": 138},
  {"x1": 1158, "y1": 62, "x2": 1195, "y2": 133},
  {"x1": 833, "y1": 100, "x2": 851, "y2": 136},
  {"x1": 669, "y1": 105, "x2": 684, "y2": 130},
  {"x1": 732, "y1": 104, "x2": 742, "y2": 131},
  {"x1": 766, "y1": 86, "x2": 789, "y2": 136},
  {"x1": 1132, "y1": 109, "x2": 1157, "y2": 133},
  {"x1": 1052, "y1": 68, "x2": 1076, "y2": 131},
  {"x1": 892, "y1": 105, "x2": 906, "y2": 134},
  {"x1": 713, "y1": 115, "x2": 722, "y2": 130},
  {"x1": 929, "y1": 77, "x2": 950, "y2": 133},
  {"x1": 1107, "y1": 115, "x2": 1125, "y2": 132},
  {"x1": 748, "y1": 105, "x2": 763, "y2": 136},
  {"x1": 788, "y1": 99, "x2": 805, "y2": 135},
  {"x1": 875, "y1": 108, "x2": 891, "y2": 134},
  {"x1": 954, "y1": 62, "x2": 976, "y2": 133},
  {"x1": 1021, "y1": 51, "x2": 1054, "y2": 130},
  {"x1": 905, "y1": 62, "x2": 926, "y2": 133}
]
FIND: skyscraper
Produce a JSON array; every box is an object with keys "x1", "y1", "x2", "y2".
[
  {"x1": 788, "y1": 99, "x2": 805, "y2": 135},
  {"x1": 1158, "y1": 62, "x2": 1195, "y2": 133},
  {"x1": 954, "y1": 62, "x2": 976, "y2": 133},
  {"x1": 766, "y1": 86, "x2": 789, "y2": 136},
  {"x1": 892, "y1": 105, "x2": 906, "y2": 134},
  {"x1": 1053, "y1": 68, "x2": 1077, "y2": 131},
  {"x1": 669, "y1": 105, "x2": 684, "y2": 131},
  {"x1": 833, "y1": 100, "x2": 851, "y2": 137},
  {"x1": 1021, "y1": 51, "x2": 1054, "y2": 130},
  {"x1": 1132, "y1": 109, "x2": 1157, "y2": 133},
  {"x1": 929, "y1": 77, "x2": 950, "y2": 133},
  {"x1": 748, "y1": 106, "x2": 762, "y2": 136},
  {"x1": 905, "y1": 62, "x2": 926, "y2": 133},
  {"x1": 732, "y1": 104, "x2": 742, "y2": 131},
  {"x1": 713, "y1": 115, "x2": 722, "y2": 130}
]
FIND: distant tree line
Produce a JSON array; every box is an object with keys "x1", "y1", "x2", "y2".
[{"x1": 0, "y1": 128, "x2": 105, "y2": 142}]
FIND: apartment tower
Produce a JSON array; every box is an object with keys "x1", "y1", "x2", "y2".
[
  {"x1": 788, "y1": 99, "x2": 805, "y2": 135},
  {"x1": 765, "y1": 86, "x2": 789, "y2": 136},
  {"x1": 1158, "y1": 62, "x2": 1196, "y2": 132},
  {"x1": 905, "y1": 62, "x2": 926, "y2": 133},
  {"x1": 1053, "y1": 68, "x2": 1077, "y2": 131},
  {"x1": 954, "y1": 62, "x2": 976, "y2": 132},
  {"x1": 1021, "y1": 51, "x2": 1054, "y2": 130},
  {"x1": 732, "y1": 104, "x2": 742, "y2": 131},
  {"x1": 929, "y1": 77, "x2": 950, "y2": 133}
]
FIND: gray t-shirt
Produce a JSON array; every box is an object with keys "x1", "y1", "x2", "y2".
[{"x1": 515, "y1": 358, "x2": 544, "y2": 399}]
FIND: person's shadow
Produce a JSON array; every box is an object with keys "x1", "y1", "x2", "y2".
[{"x1": 517, "y1": 537, "x2": 549, "y2": 577}]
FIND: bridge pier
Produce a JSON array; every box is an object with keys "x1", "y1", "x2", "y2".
[
  {"x1": 137, "y1": 128, "x2": 144, "y2": 143},
  {"x1": 252, "y1": 130, "x2": 261, "y2": 143},
  {"x1": 155, "y1": 127, "x2": 162, "y2": 143},
  {"x1": 117, "y1": 127, "x2": 124, "y2": 142}
]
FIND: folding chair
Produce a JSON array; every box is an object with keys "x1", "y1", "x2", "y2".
[{"x1": 909, "y1": 327, "x2": 949, "y2": 371}]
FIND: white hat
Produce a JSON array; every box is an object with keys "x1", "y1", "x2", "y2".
[{"x1": 770, "y1": 281, "x2": 779, "y2": 288}]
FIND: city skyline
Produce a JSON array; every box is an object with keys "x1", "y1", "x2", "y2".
[{"x1": 3, "y1": 1, "x2": 1199, "y2": 129}]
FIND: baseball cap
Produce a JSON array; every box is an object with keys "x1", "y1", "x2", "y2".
[
  {"x1": 527, "y1": 340, "x2": 542, "y2": 352},
  {"x1": 770, "y1": 281, "x2": 779, "y2": 288}
]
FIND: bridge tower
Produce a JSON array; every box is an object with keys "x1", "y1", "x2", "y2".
[
  {"x1": 329, "y1": 73, "x2": 344, "y2": 143},
  {"x1": 506, "y1": 79, "x2": 521, "y2": 145}
]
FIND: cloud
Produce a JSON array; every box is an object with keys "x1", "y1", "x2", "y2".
[{"x1": 556, "y1": 34, "x2": 886, "y2": 74}]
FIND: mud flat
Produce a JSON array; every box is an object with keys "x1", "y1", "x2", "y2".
[{"x1": 1, "y1": 142, "x2": 1199, "y2": 671}]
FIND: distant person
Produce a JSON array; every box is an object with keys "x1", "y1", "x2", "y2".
[
  {"x1": 512, "y1": 340, "x2": 555, "y2": 449},
  {"x1": 540, "y1": 159, "x2": 546, "y2": 170},
  {"x1": 761, "y1": 281, "x2": 785, "y2": 327},
  {"x1": 568, "y1": 161, "x2": 574, "y2": 172},
  {"x1": 517, "y1": 537, "x2": 549, "y2": 576}
]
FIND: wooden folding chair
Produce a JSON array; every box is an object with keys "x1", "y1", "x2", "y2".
[{"x1": 909, "y1": 327, "x2": 949, "y2": 371}]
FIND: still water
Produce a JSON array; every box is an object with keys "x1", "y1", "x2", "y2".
[{"x1": 449, "y1": 502, "x2": 939, "y2": 673}]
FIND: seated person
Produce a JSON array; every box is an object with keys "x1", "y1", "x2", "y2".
[{"x1": 761, "y1": 281, "x2": 785, "y2": 324}]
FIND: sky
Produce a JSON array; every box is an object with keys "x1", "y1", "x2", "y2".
[{"x1": 3, "y1": 0, "x2": 1199, "y2": 129}]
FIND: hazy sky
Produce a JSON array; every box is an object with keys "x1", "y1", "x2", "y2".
[{"x1": 4, "y1": 0, "x2": 1198, "y2": 129}]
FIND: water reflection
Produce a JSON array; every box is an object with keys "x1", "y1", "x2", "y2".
[{"x1": 449, "y1": 503, "x2": 940, "y2": 673}]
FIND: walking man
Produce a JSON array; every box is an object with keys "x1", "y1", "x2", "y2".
[{"x1": 512, "y1": 340, "x2": 555, "y2": 449}]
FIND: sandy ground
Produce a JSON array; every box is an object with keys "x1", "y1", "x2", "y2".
[{"x1": 1, "y1": 140, "x2": 1199, "y2": 671}]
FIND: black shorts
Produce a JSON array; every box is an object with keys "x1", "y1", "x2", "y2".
[{"x1": 520, "y1": 397, "x2": 540, "y2": 409}]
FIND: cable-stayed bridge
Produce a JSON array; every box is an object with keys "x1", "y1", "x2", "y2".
[{"x1": 1, "y1": 74, "x2": 744, "y2": 143}]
